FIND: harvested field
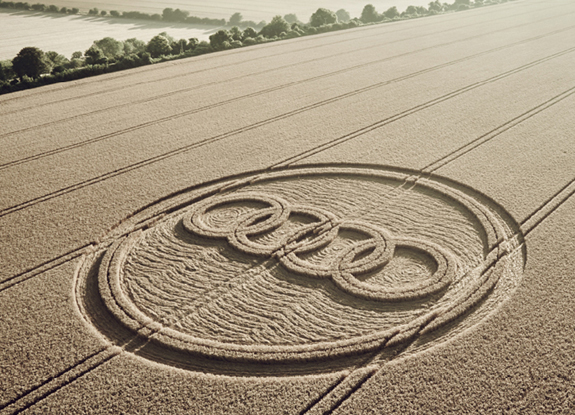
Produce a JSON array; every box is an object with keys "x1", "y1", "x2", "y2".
[{"x1": 1, "y1": 0, "x2": 575, "y2": 413}]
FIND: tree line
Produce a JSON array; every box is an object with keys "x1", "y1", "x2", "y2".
[
  {"x1": 0, "y1": 1, "x2": 78, "y2": 14},
  {"x1": 0, "y1": 0, "x2": 514, "y2": 95},
  {"x1": 0, "y1": 1, "x2": 251, "y2": 27}
]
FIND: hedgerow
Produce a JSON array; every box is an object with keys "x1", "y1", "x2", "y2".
[{"x1": 0, "y1": 0, "x2": 515, "y2": 95}]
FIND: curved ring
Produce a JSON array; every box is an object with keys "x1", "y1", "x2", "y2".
[
  {"x1": 331, "y1": 237, "x2": 456, "y2": 302},
  {"x1": 182, "y1": 193, "x2": 454, "y2": 302},
  {"x1": 336, "y1": 221, "x2": 395, "y2": 275},
  {"x1": 183, "y1": 193, "x2": 290, "y2": 239},
  {"x1": 278, "y1": 219, "x2": 394, "y2": 279},
  {"x1": 228, "y1": 206, "x2": 293, "y2": 256},
  {"x1": 276, "y1": 206, "x2": 340, "y2": 278}
]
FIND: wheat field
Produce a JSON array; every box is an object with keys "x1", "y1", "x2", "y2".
[{"x1": 1, "y1": 0, "x2": 575, "y2": 413}]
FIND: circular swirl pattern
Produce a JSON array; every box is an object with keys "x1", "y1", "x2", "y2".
[
  {"x1": 182, "y1": 193, "x2": 455, "y2": 301},
  {"x1": 76, "y1": 166, "x2": 524, "y2": 372}
]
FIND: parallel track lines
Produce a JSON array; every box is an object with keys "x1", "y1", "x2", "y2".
[
  {"x1": 0, "y1": 0, "x2": 552, "y2": 108},
  {"x1": 327, "y1": 176, "x2": 575, "y2": 412},
  {"x1": 302, "y1": 366, "x2": 379, "y2": 415},
  {"x1": 271, "y1": 51, "x2": 575, "y2": 168},
  {"x1": 2, "y1": 10, "x2": 572, "y2": 144},
  {"x1": 0, "y1": 347, "x2": 121, "y2": 415},
  {"x1": 302, "y1": 331, "x2": 422, "y2": 414},
  {"x1": 1, "y1": 31, "x2": 573, "y2": 218},
  {"x1": 1, "y1": 20, "x2": 574, "y2": 285},
  {"x1": 0, "y1": 244, "x2": 92, "y2": 292},
  {"x1": 2, "y1": 94, "x2": 573, "y2": 415},
  {"x1": 3, "y1": 105, "x2": 574, "y2": 410},
  {"x1": 0, "y1": 11, "x2": 547, "y2": 138},
  {"x1": 3, "y1": 3, "x2": 575, "y2": 411},
  {"x1": 421, "y1": 87, "x2": 575, "y2": 173},
  {"x1": 520, "y1": 177, "x2": 575, "y2": 237},
  {"x1": 303, "y1": 174, "x2": 575, "y2": 415}
]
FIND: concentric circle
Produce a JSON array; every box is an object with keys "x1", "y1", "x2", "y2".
[{"x1": 76, "y1": 165, "x2": 524, "y2": 372}]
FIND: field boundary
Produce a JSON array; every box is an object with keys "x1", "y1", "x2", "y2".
[
  {"x1": 0, "y1": 0, "x2": 539, "y2": 96},
  {"x1": 0, "y1": 0, "x2": 548, "y2": 106}
]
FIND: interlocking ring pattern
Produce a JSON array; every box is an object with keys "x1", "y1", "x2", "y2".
[{"x1": 182, "y1": 192, "x2": 456, "y2": 301}]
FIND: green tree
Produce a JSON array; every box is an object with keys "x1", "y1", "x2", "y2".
[
  {"x1": 110, "y1": 10, "x2": 120, "y2": 17},
  {"x1": 283, "y1": 13, "x2": 298, "y2": 24},
  {"x1": 209, "y1": 29, "x2": 233, "y2": 50},
  {"x1": 291, "y1": 22, "x2": 305, "y2": 33},
  {"x1": 194, "y1": 40, "x2": 212, "y2": 55},
  {"x1": 163, "y1": 8, "x2": 188, "y2": 22},
  {"x1": 162, "y1": 8, "x2": 174, "y2": 20},
  {"x1": 229, "y1": 26, "x2": 242, "y2": 40},
  {"x1": 259, "y1": 15, "x2": 290, "y2": 38},
  {"x1": 30, "y1": 3, "x2": 45, "y2": 11},
  {"x1": 100, "y1": 10, "x2": 107, "y2": 16},
  {"x1": 173, "y1": 8, "x2": 189, "y2": 21},
  {"x1": 454, "y1": 0, "x2": 470, "y2": 10},
  {"x1": 71, "y1": 51, "x2": 83, "y2": 59},
  {"x1": 428, "y1": 1, "x2": 443, "y2": 12},
  {"x1": 310, "y1": 8, "x2": 337, "y2": 27},
  {"x1": 84, "y1": 45, "x2": 107, "y2": 65},
  {"x1": 146, "y1": 35, "x2": 172, "y2": 57},
  {"x1": 13, "y1": 3, "x2": 31, "y2": 10},
  {"x1": 361, "y1": 4, "x2": 379, "y2": 23},
  {"x1": 0, "y1": 60, "x2": 15, "y2": 81},
  {"x1": 45, "y1": 51, "x2": 68, "y2": 68},
  {"x1": 158, "y1": 32, "x2": 175, "y2": 43},
  {"x1": 12, "y1": 47, "x2": 51, "y2": 80},
  {"x1": 384, "y1": 6, "x2": 400, "y2": 19},
  {"x1": 171, "y1": 39, "x2": 188, "y2": 55},
  {"x1": 229, "y1": 12, "x2": 242, "y2": 26},
  {"x1": 123, "y1": 38, "x2": 146, "y2": 55},
  {"x1": 406, "y1": 5, "x2": 415, "y2": 14},
  {"x1": 93, "y1": 37, "x2": 124, "y2": 58},
  {"x1": 88, "y1": 7, "x2": 98, "y2": 15},
  {"x1": 336, "y1": 9, "x2": 351, "y2": 22},
  {"x1": 186, "y1": 38, "x2": 199, "y2": 51},
  {"x1": 47, "y1": 4, "x2": 58, "y2": 12},
  {"x1": 242, "y1": 27, "x2": 257, "y2": 40}
]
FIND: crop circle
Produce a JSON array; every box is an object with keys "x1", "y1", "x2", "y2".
[{"x1": 76, "y1": 165, "x2": 524, "y2": 373}]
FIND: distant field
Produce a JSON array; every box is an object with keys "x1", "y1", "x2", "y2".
[
  {"x1": 17, "y1": 0, "x2": 432, "y2": 22},
  {"x1": 1, "y1": 0, "x2": 430, "y2": 60},
  {"x1": 2, "y1": 0, "x2": 431, "y2": 61},
  {"x1": 0, "y1": 10, "x2": 221, "y2": 60}
]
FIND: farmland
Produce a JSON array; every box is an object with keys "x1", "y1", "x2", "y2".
[
  {"x1": 0, "y1": 10, "x2": 220, "y2": 60},
  {"x1": 1, "y1": 0, "x2": 575, "y2": 413},
  {"x1": 1, "y1": 0, "x2": 432, "y2": 61},
  {"x1": 14, "y1": 0, "x2": 433, "y2": 21}
]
